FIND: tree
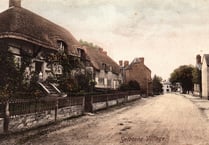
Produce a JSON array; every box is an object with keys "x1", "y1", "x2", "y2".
[
  {"x1": 119, "y1": 80, "x2": 140, "y2": 91},
  {"x1": 152, "y1": 75, "x2": 163, "y2": 95},
  {"x1": 79, "y1": 39, "x2": 99, "y2": 49},
  {"x1": 128, "y1": 80, "x2": 140, "y2": 90},
  {"x1": 169, "y1": 65, "x2": 194, "y2": 94},
  {"x1": 0, "y1": 51, "x2": 28, "y2": 98},
  {"x1": 192, "y1": 67, "x2": 200, "y2": 84}
]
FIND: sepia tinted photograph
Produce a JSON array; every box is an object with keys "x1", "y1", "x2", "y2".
[{"x1": 0, "y1": 0, "x2": 209, "y2": 145}]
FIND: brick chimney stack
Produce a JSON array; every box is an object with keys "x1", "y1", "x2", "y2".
[
  {"x1": 196, "y1": 54, "x2": 202, "y2": 70},
  {"x1": 196, "y1": 54, "x2": 201, "y2": 64},
  {"x1": 119, "y1": 60, "x2": 123, "y2": 67},
  {"x1": 139, "y1": 57, "x2": 144, "y2": 64},
  {"x1": 9, "y1": 0, "x2": 21, "y2": 8},
  {"x1": 98, "y1": 48, "x2": 103, "y2": 53},
  {"x1": 124, "y1": 60, "x2": 129, "y2": 67}
]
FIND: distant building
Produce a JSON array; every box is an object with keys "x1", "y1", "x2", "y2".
[
  {"x1": 202, "y1": 54, "x2": 209, "y2": 99},
  {"x1": 162, "y1": 81, "x2": 172, "y2": 93},
  {"x1": 120, "y1": 57, "x2": 152, "y2": 95},
  {"x1": 82, "y1": 46, "x2": 122, "y2": 90}
]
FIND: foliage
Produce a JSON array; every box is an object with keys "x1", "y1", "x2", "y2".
[
  {"x1": 0, "y1": 50, "x2": 31, "y2": 98},
  {"x1": 79, "y1": 39, "x2": 100, "y2": 49},
  {"x1": 152, "y1": 75, "x2": 163, "y2": 95},
  {"x1": 169, "y1": 65, "x2": 194, "y2": 93},
  {"x1": 58, "y1": 75, "x2": 79, "y2": 93},
  {"x1": 192, "y1": 67, "x2": 201, "y2": 84},
  {"x1": 119, "y1": 80, "x2": 140, "y2": 91},
  {"x1": 75, "y1": 72, "x2": 96, "y2": 92},
  {"x1": 47, "y1": 50, "x2": 88, "y2": 93},
  {"x1": 128, "y1": 80, "x2": 140, "y2": 90}
]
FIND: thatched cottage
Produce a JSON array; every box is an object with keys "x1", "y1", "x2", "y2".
[
  {"x1": 82, "y1": 46, "x2": 122, "y2": 90},
  {"x1": 0, "y1": 0, "x2": 81, "y2": 95}
]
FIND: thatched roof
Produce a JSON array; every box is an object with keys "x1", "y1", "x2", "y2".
[
  {"x1": 0, "y1": 6, "x2": 79, "y2": 56},
  {"x1": 82, "y1": 46, "x2": 120, "y2": 74}
]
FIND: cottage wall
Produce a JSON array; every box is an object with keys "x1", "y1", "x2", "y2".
[{"x1": 95, "y1": 70, "x2": 121, "y2": 89}]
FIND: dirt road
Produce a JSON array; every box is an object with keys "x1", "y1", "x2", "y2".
[{"x1": 24, "y1": 94, "x2": 209, "y2": 145}]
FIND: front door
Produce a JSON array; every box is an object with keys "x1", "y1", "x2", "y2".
[{"x1": 35, "y1": 61, "x2": 43, "y2": 74}]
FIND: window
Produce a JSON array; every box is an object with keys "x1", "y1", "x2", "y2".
[
  {"x1": 109, "y1": 66, "x2": 113, "y2": 72},
  {"x1": 53, "y1": 63, "x2": 63, "y2": 75},
  {"x1": 77, "y1": 48, "x2": 85, "y2": 60},
  {"x1": 98, "y1": 78, "x2": 104, "y2": 85},
  {"x1": 8, "y1": 46, "x2": 21, "y2": 69},
  {"x1": 14, "y1": 56, "x2": 21, "y2": 69},
  {"x1": 107, "y1": 79, "x2": 112, "y2": 86},
  {"x1": 57, "y1": 40, "x2": 66, "y2": 52},
  {"x1": 102, "y1": 63, "x2": 107, "y2": 71}
]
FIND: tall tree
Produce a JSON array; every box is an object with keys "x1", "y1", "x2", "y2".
[
  {"x1": 0, "y1": 51, "x2": 22, "y2": 98},
  {"x1": 169, "y1": 65, "x2": 194, "y2": 94},
  {"x1": 152, "y1": 75, "x2": 163, "y2": 95}
]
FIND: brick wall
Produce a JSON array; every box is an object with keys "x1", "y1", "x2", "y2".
[{"x1": 125, "y1": 62, "x2": 152, "y2": 94}]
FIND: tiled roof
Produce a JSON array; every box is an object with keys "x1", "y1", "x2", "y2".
[
  {"x1": 0, "y1": 6, "x2": 79, "y2": 55},
  {"x1": 126, "y1": 58, "x2": 151, "y2": 72},
  {"x1": 82, "y1": 46, "x2": 120, "y2": 74}
]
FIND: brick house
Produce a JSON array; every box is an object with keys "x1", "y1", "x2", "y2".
[
  {"x1": 0, "y1": 0, "x2": 81, "y2": 95},
  {"x1": 82, "y1": 46, "x2": 122, "y2": 90},
  {"x1": 120, "y1": 57, "x2": 152, "y2": 95}
]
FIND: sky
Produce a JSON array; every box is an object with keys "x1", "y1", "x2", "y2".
[{"x1": 1, "y1": 0, "x2": 209, "y2": 80}]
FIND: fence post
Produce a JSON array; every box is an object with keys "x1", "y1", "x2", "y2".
[
  {"x1": 82, "y1": 96, "x2": 85, "y2": 114},
  {"x1": 116, "y1": 93, "x2": 119, "y2": 105},
  {"x1": 3, "y1": 100, "x2": 10, "y2": 133},
  {"x1": 106, "y1": 95, "x2": 109, "y2": 108},
  {"x1": 125, "y1": 93, "x2": 128, "y2": 103},
  {"x1": 84, "y1": 95, "x2": 93, "y2": 112},
  {"x1": 54, "y1": 99, "x2": 58, "y2": 122}
]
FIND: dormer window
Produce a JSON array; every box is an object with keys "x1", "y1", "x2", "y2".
[
  {"x1": 77, "y1": 48, "x2": 82, "y2": 57},
  {"x1": 57, "y1": 40, "x2": 66, "y2": 52},
  {"x1": 77, "y1": 48, "x2": 85, "y2": 60},
  {"x1": 109, "y1": 66, "x2": 113, "y2": 72},
  {"x1": 102, "y1": 63, "x2": 107, "y2": 70}
]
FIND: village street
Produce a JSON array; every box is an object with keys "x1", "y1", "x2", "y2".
[{"x1": 18, "y1": 93, "x2": 209, "y2": 145}]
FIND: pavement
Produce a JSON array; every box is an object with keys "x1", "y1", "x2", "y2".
[{"x1": 182, "y1": 93, "x2": 209, "y2": 121}]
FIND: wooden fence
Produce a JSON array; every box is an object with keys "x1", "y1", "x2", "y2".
[
  {"x1": 85, "y1": 91, "x2": 141, "y2": 112},
  {"x1": 0, "y1": 97, "x2": 84, "y2": 117},
  {"x1": 0, "y1": 91, "x2": 141, "y2": 133}
]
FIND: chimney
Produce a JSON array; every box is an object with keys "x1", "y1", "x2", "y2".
[
  {"x1": 196, "y1": 54, "x2": 201, "y2": 64},
  {"x1": 119, "y1": 60, "x2": 123, "y2": 67},
  {"x1": 98, "y1": 48, "x2": 103, "y2": 53},
  {"x1": 103, "y1": 51, "x2": 107, "y2": 55},
  {"x1": 9, "y1": 0, "x2": 21, "y2": 8},
  {"x1": 124, "y1": 61, "x2": 129, "y2": 67},
  {"x1": 139, "y1": 57, "x2": 144, "y2": 64}
]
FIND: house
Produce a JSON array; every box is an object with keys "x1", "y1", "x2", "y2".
[
  {"x1": 0, "y1": 0, "x2": 81, "y2": 95},
  {"x1": 82, "y1": 46, "x2": 122, "y2": 90},
  {"x1": 202, "y1": 54, "x2": 209, "y2": 99},
  {"x1": 162, "y1": 81, "x2": 172, "y2": 93},
  {"x1": 120, "y1": 57, "x2": 152, "y2": 95}
]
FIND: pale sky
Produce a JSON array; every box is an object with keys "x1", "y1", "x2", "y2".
[{"x1": 1, "y1": 0, "x2": 209, "y2": 80}]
